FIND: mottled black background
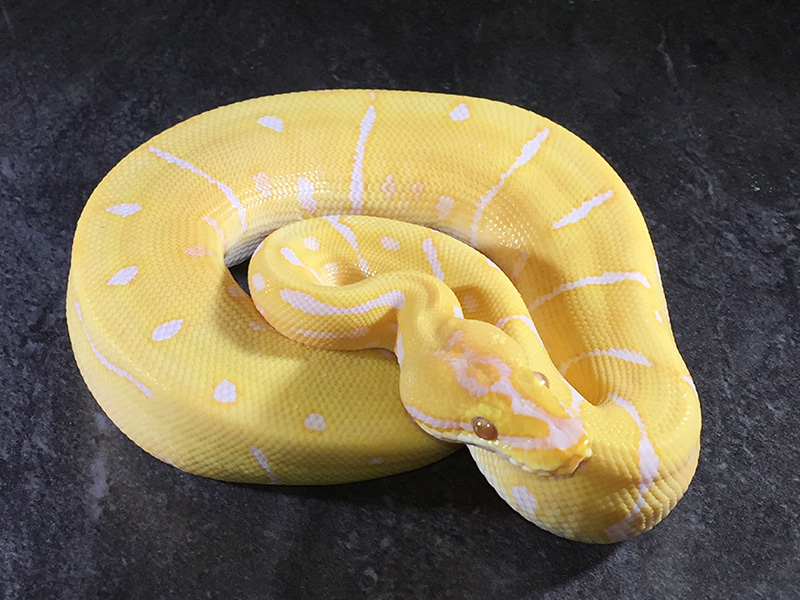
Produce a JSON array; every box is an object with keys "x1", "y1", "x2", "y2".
[{"x1": 1, "y1": 1, "x2": 798, "y2": 599}]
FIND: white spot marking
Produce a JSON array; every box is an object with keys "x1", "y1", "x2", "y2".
[
  {"x1": 297, "y1": 176, "x2": 317, "y2": 213},
  {"x1": 528, "y1": 272, "x2": 651, "y2": 311},
  {"x1": 213, "y1": 380, "x2": 237, "y2": 403},
  {"x1": 304, "y1": 413, "x2": 327, "y2": 431},
  {"x1": 470, "y1": 128, "x2": 550, "y2": 246},
  {"x1": 449, "y1": 103, "x2": 470, "y2": 121},
  {"x1": 251, "y1": 273, "x2": 266, "y2": 291},
  {"x1": 303, "y1": 236, "x2": 320, "y2": 251},
  {"x1": 349, "y1": 105, "x2": 377, "y2": 214},
  {"x1": 381, "y1": 236, "x2": 401, "y2": 251},
  {"x1": 369, "y1": 456, "x2": 384, "y2": 465},
  {"x1": 151, "y1": 319, "x2": 183, "y2": 342},
  {"x1": 411, "y1": 182, "x2": 424, "y2": 202},
  {"x1": 551, "y1": 190, "x2": 614, "y2": 229},
  {"x1": 381, "y1": 174, "x2": 398, "y2": 198},
  {"x1": 558, "y1": 348, "x2": 654, "y2": 375},
  {"x1": 257, "y1": 115, "x2": 284, "y2": 132},
  {"x1": 106, "y1": 203, "x2": 141, "y2": 217},
  {"x1": 654, "y1": 310, "x2": 663, "y2": 324},
  {"x1": 422, "y1": 238, "x2": 445, "y2": 281},
  {"x1": 250, "y1": 446, "x2": 279, "y2": 484},
  {"x1": 254, "y1": 172, "x2": 272, "y2": 198},
  {"x1": 148, "y1": 145, "x2": 247, "y2": 233},
  {"x1": 453, "y1": 304, "x2": 464, "y2": 319},
  {"x1": 511, "y1": 485, "x2": 537, "y2": 515},
  {"x1": 107, "y1": 266, "x2": 138, "y2": 286},
  {"x1": 280, "y1": 288, "x2": 405, "y2": 315},
  {"x1": 436, "y1": 195, "x2": 455, "y2": 220},
  {"x1": 74, "y1": 301, "x2": 153, "y2": 397},
  {"x1": 185, "y1": 246, "x2": 212, "y2": 257}
]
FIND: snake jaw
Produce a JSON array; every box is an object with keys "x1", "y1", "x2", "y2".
[{"x1": 403, "y1": 402, "x2": 591, "y2": 477}]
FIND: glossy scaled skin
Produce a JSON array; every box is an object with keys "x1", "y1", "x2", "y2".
[{"x1": 66, "y1": 90, "x2": 701, "y2": 542}]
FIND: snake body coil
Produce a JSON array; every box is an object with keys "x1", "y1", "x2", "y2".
[{"x1": 67, "y1": 90, "x2": 701, "y2": 542}]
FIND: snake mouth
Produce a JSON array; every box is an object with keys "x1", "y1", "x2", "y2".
[
  {"x1": 471, "y1": 441, "x2": 589, "y2": 477},
  {"x1": 469, "y1": 443, "x2": 541, "y2": 475}
]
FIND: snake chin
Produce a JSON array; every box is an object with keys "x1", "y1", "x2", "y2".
[
  {"x1": 489, "y1": 447, "x2": 554, "y2": 477},
  {"x1": 467, "y1": 442, "x2": 552, "y2": 477}
]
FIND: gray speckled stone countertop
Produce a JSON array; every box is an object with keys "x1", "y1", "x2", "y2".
[{"x1": 1, "y1": 1, "x2": 798, "y2": 598}]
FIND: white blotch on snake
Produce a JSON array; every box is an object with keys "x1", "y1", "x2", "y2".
[
  {"x1": 257, "y1": 115, "x2": 284, "y2": 132},
  {"x1": 254, "y1": 172, "x2": 272, "y2": 198},
  {"x1": 297, "y1": 176, "x2": 317, "y2": 213},
  {"x1": 381, "y1": 237, "x2": 401, "y2": 251},
  {"x1": 422, "y1": 238, "x2": 445, "y2": 281},
  {"x1": 449, "y1": 103, "x2": 470, "y2": 121},
  {"x1": 251, "y1": 273, "x2": 266, "y2": 291},
  {"x1": 185, "y1": 246, "x2": 212, "y2": 257},
  {"x1": 151, "y1": 319, "x2": 183, "y2": 342},
  {"x1": 436, "y1": 195, "x2": 455, "y2": 220},
  {"x1": 381, "y1": 174, "x2": 397, "y2": 198},
  {"x1": 213, "y1": 380, "x2": 237, "y2": 403},
  {"x1": 511, "y1": 485, "x2": 538, "y2": 515},
  {"x1": 304, "y1": 413, "x2": 327, "y2": 431},
  {"x1": 107, "y1": 266, "x2": 138, "y2": 286},
  {"x1": 105, "y1": 203, "x2": 141, "y2": 217}
]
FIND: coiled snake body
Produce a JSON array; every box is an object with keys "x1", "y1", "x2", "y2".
[{"x1": 67, "y1": 90, "x2": 700, "y2": 542}]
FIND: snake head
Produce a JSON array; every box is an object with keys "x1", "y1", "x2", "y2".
[{"x1": 400, "y1": 320, "x2": 591, "y2": 476}]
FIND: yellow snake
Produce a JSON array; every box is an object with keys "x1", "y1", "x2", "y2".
[{"x1": 66, "y1": 89, "x2": 701, "y2": 543}]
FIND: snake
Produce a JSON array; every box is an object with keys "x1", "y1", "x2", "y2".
[{"x1": 66, "y1": 89, "x2": 701, "y2": 543}]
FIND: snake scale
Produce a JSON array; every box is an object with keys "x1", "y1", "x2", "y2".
[{"x1": 66, "y1": 90, "x2": 701, "y2": 542}]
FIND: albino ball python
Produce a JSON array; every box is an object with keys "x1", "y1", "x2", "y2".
[{"x1": 66, "y1": 89, "x2": 701, "y2": 543}]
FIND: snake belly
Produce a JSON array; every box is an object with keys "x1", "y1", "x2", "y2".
[{"x1": 66, "y1": 89, "x2": 701, "y2": 542}]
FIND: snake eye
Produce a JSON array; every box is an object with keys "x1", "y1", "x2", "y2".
[
  {"x1": 533, "y1": 371, "x2": 550, "y2": 388},
  {"x1": 471, "y1": 416, "x2": 498, "y2": 441}
]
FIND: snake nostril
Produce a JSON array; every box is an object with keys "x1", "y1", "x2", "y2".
[{"x1": 471, "y1": 416, "x2": 498, "y2": 441}]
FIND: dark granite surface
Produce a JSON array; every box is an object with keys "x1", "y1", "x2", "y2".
[{"x1": 1, "y1": 1, "x2": 798, "y2": 598}]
